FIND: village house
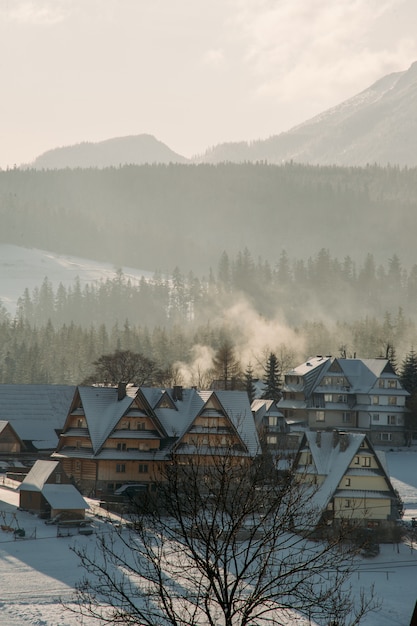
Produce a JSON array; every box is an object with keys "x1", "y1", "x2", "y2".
[
  {"x1": 279, "y1": 356, "x2": 408, "y2": 446},
  {"x1": 52, "y1": 384, "x2": 260, "y2": 496},
  {"x1": 293, "y1": 430, "x2": 401, "y2": 534},
  {"x1": 0, "y1": 384, "x2": 75, "y2": 456},
  {"x1": 0, "y1": 420, "x2": 25, "y2": 456}
]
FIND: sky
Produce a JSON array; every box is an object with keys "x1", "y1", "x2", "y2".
[{"x1": 1, "y1": 0, "x2": 417, "y2": 168}]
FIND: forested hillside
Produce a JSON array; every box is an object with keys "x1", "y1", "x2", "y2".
[
  {"x1": 1, "y1": 163, "x2": 417, "y2": 272},
  {"x1": 0, "y1": 248, "x2": 416, "y2": 385}
]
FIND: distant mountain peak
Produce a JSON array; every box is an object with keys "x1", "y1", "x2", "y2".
[
  {"x1": 30, "y1": 134, "x2": 189, "y2": 170},
  {"x1": 198, "y1": 61, "x2": 417, "y2": 167}
]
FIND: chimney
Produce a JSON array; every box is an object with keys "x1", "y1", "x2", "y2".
[
  {"x1": 333, "y1": 430, "x2": 340, "y2": 448},
  {"x1": 118, "y1": 382, "x2": 127, "y2": 401},
  {"x1": 173, "y1": 385, "x2": 183, "y2": 401},
  {"x1": 316, "y1": 431, "x2": 321, "y2": 447},
  {"x1": 339, "y1": 432, "x2": 349, "y2": 452}
]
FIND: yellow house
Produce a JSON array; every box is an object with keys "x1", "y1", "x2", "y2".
[{"x1": 294, "y1": 430, "x2": 400, "y2": 530}]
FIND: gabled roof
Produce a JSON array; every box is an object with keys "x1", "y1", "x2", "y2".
[
  {"x1": 0, "y1": 420, "x2": 25, "y2": 447},
  {"x1": 315, "y1": 357, "x2": 405, "y2": 394},
  {"x1": 0, "y1": 384, "x2": 75, "y2": 449},
  {"x1": 61, "y1": 386, "x2": 260, "y2": 461},
  {"x1": 41, "y1": 484, "x2": 89, "y2": 511},
  {"x1": 173, "y1": 390, "x2": 260, "y2": 457},
  {"x1": 19, "y1": 460, "x2": 60, "y2": 491},
  {"x1": 78, "y1": 386, "x2": 139, "y2": 454},
  {"x1": 296, "y1": 431, "x2": 395, "y2": 526}
]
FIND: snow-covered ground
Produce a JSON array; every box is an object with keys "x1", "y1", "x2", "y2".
[
  {"x1": 0, "y1": 244, "x2": 152, "y2": 315},
  {"x1": 0, "y1": 448, "x2": 416, "y2": 626}
]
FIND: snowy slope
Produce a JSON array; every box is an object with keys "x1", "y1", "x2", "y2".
[{"x1": 0, "y1": 244, "x2": 153, "y2": 315}]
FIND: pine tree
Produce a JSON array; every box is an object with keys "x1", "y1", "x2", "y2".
[
  {"x1": 211, "y1": 339, "x2": 242, "y2": 390},
  {"x1": 400, "y1": 348, "x2": 417, "y2": 444},
  {"x1": 244, "y1": 362, "x2": 257, "y2": 404},
  {"x1": 261, "y1": 352, "x2": 281, "y2": 402}
]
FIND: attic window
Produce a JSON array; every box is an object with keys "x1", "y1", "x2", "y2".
[
  {"x1": 345, "y1": 478, "x2": 351, "y2": 487},
  {"x1": 344, "y1": 499, "x2": 351, "y2": 508}
]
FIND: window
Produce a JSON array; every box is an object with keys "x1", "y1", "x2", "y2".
[
  {"x1": 362, "y1": 457, "x2": 371, "y2": 467},
  {"x1": 381, "y1": 433, "x2": 392, "y2": 441},
  {"x1": 122, "y1": 421, "x2": 131, "y2": 429},
  {"x1": 388, "y1": 396, "x2": 397, "y2": 405},
  {"x1": 345, "y1": 478, "x2": 351, "y2": 487},
  {"x1": 268, "y1": 416, "x2": 278, "y2": 427},
  {"x1": 344, "y1": 499, "x2": 351, "y2": 508},
  {"x1": 55, "y1": 473, "x2": 61, "y2": 484},
  {"x1": 116, "y1": 464, "x2": 126, "y2": 473},
  {"x1": 372, "y1": 396, "x2": 379, "y2": 405},
  {"x1": 117, "y1": 443, "x2": 126, "y2": 451},
  {"x1": 316, "y1": 411, "x2": 325, "y2": 422},
  {"x1": 77, "y1": 419, "x2": 83, "y2": 428},
  {"x1": 267, "y1": 435, "x2": 277, "y2": 445},
  {"x1": 324, "y1": 394, "x2": 332, "y2": 402},
  {"x1": 337, "y1": 395, "x2": 347, "y2": 403},
  {"x1": 342, "y1": 412, "x2": 352, "y2": 423},
  {"x1": 138, "y1": 464, "x2": 148, "y2": 474},
  {"x1": 378, "y1": 379, "x2": 385, "y2": 388},
  {"x1": 137, "y1": 422, "x2": 146, "y2": 430},
  {"x1": 388, "y1": 379, "x2": 397, "y2": 389},
  {"x1": 354, "y1": 456, "x2": 360, "y2": 465},
  {"x1": 372, "y1": 413, "x2": 379, "y2": 421},
  {"x1": 388, "y1": 415, "x2": 396, "y2": 425},
  {"x1": 75, "y1": 461, "x2": 81, "y2": 471}
]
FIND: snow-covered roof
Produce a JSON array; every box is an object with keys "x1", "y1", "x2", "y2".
[
  {"x1": 19, "y1": 460, "x2": 60, "y2": 491},
  {"x1": 42, "y1": 484, "x2": 89, "y2": 510},
  {"x1": 297, "y1": 431, "x2": 365, "y2": 526},
  {"x1": 0, "y1": 384, "x2": 75, "y2": 449},
  {"x1": 78, "y1": 386, "x2": 139, "y2": 454},
  {"x1": 72, "y1": 386, "x2": 259, "y2": 460}
]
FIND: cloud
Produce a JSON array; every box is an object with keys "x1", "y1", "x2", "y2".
[
  {"x1": 202, "y1": 48, "x2": 225, "y2": 67},
  {"x1": 4, "y1": 0, "x2": 74, "y2": 25},
  {"x1": 229, "y1": 0, "x2": 417, "y2": 108}
]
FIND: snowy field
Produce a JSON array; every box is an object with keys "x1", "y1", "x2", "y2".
[
  {"x1": 0, "y1": 448, "x2": 416, "y2": 625},
  {"x1": 0, "y1": 244, "x2": 153, "y2": 315}
]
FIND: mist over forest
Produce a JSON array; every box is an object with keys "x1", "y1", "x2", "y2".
[
  {"x1": 1, "y1": 162, "x2": 417, "y2": 273},
  {"x1": 0, "y1": 245, "x2": 415, "y2": 386},
  {"x1": 1, "y1": 161, "x2": 417, "y2": 385}
]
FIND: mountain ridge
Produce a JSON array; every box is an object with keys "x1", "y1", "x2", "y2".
[{"x1": 26, "y1": 62, "x2": 417, "y2": 169}]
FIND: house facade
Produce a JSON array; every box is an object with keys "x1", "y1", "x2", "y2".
[
  {"x1": 279, "y1": 356, "x2": 408, "y2": 446},
  {"x1": 52, "y1": 384, "x2": 260, "y2": 496},
  {"x1": 294, "y1": 430, "x2": 401, "y2": 532}
]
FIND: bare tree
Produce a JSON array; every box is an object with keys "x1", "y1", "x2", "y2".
[
  {"x1": 82, "y1": 349, "x2": 161, "y2": 386},
  {"x1": 69, "y1": 448, "x2": 377, "y2": 626}
]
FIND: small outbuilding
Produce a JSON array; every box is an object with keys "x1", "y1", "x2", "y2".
[{"x1": 18, "y1": 460, "x2": 89, "y2": 519}]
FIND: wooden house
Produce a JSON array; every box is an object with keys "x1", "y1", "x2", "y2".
[
  {"x1": 53, "y1": 384, "x2": 260, "y2": 496},
  {"x1": 0, "y1": 420, "x2": 25, "y2": 455},
  {"x1": 293, "y1": 430, "x2": 401, "y2": 532},
  {"x1": 279, "y1": 357, "x2": 408, "y2": 445}
]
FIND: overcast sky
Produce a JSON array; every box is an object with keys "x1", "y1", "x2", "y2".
[{"x1": 1, "y1": 0, "x2": 417, "y2": 168}]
